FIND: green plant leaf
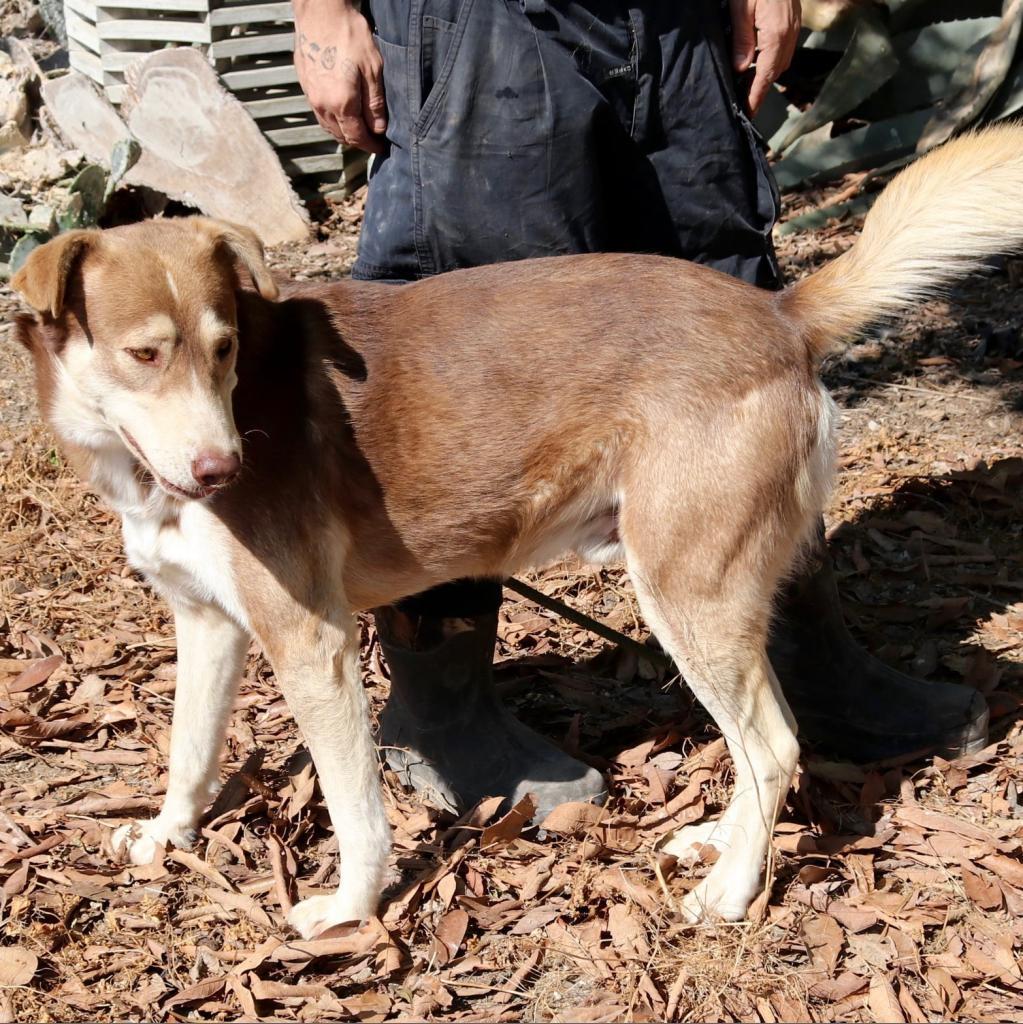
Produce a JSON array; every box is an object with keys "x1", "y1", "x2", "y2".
[
  {"x1": 10, "y1": 233, "x2": 43, "y2": 273},
  {"x1": 57, "y1": 192, "x2": 85, "y2": 232},
  {"x1": 67, "y1": 164, "x2": 109, "y2": 228},
  {"x1": 917, "y1": 0, "x2": 1023, "y2": 151},
  {"x1": 105, "y1": 138, "x2": 142, "y2": 200},
  {"x1": 854, "y1": 17, "x2": 1002, "y2": 121},
  {"x1": 771, "y1": 6, "x2": 898, "y2": 153},
  {"x1": 773, "y1": 108, "x2": 931, "y2": 189},
  {"x1": 987, "y1": 47, "x2": 1023, "y2": 119}
]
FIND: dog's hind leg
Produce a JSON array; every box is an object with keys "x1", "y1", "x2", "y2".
[
  {"x1": 265, "y1": 612, "x2": 392, "y2": 939},
  {"x1": 113, "y1": 601, "x2": 249, "y2": 863},
  {"x1": 621, "y1": 479, "x2": 803, "y2": 922}
]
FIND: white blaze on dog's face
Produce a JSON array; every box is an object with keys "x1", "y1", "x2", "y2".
[{"x1": 11, "y1": 218, "x2": 278, "y2": 501}]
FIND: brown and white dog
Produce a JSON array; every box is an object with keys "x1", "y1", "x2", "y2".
[{"x1": 11, "y1": 126, "x2": 1023, "y2": 938}]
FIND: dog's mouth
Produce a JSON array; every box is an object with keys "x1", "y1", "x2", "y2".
[{"x1": 119, "y1": 428, "x2": 216, "y2": 501}]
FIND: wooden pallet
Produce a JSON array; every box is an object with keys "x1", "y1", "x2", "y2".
[
  {"x1": 63, "y1": 0, "x2": 367, "y2": 193},
  {"x1": 65, "y1": 0, "x2": 104, "y2": 85}
]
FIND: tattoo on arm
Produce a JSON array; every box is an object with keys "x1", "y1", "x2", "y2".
[
  {"x1": 322, "y1": 46, "x2": 337, "y2": 69},
  {"x1": 299, "y1": 32, "x2": 323, "y2": 64}
]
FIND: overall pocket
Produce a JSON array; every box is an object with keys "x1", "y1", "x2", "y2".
[
  {"x1": 420, "y1": 14, "x2": 456, "y2": 101},
  {"x1": 410, "y1": 0, "x2": 476, "y2": 136},
  {"x1": 375, "y1": 35, "x2": 411, "y2": 143}
]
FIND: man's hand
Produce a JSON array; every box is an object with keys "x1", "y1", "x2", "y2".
[
  {"x1": 729, "y1": 0, "x2": 801, "y2": 114},
  {"x1": 292, "y1": 0, "x2": 387, "y2": 153}
]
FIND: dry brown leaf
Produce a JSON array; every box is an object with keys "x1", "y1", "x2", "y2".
[
  {"x1": 432, "y1": 908, "x2": 469, "y2": 964},
  {"x1": 168, "y1": 847, "x2": 235, "y2": 891},
  {"x1": 607, "y1": 902, "x2": 650, "y2": 958},
  {"x1": 895, "y1": 805, "x2": 995, "y2": 843},
  {"x1": 270, "y1": 919, "x2": 386, "y2": 964},
  {"x1": 980, "y1": 853, "x2": 1023, "y2": 888},
  {"x1": 809, "y1": 972, "x2": 869, "y2": 1002},
  {"x1": 226, "y1": 974, "x2": 258, "y2": 1020},
  {"x1": 204, "y1": 887, "x2": 274, "y2": 929},
  {"x1": 436, "y1": 871, "x2": 457, "y2": 912},
  {"x1": 2, "y1": 654, "x2": 63, "y2": 694},
  {"x1": 868, "y1": 975, "x2": 906, "y2": 1024},
  {"x1": 961, "y1": 866, "x2": 1003, "y2": 910},
  {"x1": 161, "y1": 975, "x2": 226, "y2": 1010},
  {"x1": 540, "y1": 801, "x2": 606, "y2": 834},
  {"x1": 250, "y1": 977, "x2": 332, "y2": 1000},
  {"x1": 481, "y1": 793, "x2": 536, "y2": 848},
  {"x1": 963, "y1": 944, "x2": 1022, "y2": 987},
  {"x1": 339, "y1": 991, "x2": 392, "y2": 1021},
  {"x1": 509, "y1": 905, "x2": 560, "y2": 935},
  {"x1": 827, "y1": 901, "x2": 879, "y2": 932},
  {"x1": 897, "y1": 982, "x2": 929, "y2": 1024},
  {"x1": 802, "y1": 913, "x2": 844, "y2": 974},
  {"x1": 0, "y1": 947, "x2": 37, "y2": 987},
  {"x1": 926, "y1": 967, "x2": 961, "y2": 1013}
]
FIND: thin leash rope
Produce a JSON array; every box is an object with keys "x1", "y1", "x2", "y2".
[{"x1": 503, "y1": 576, "x2": 673, "y2": 670}]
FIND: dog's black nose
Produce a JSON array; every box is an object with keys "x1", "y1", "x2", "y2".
[{"x1": 191, "y1": 451, "x2": 241, "y2": 488}]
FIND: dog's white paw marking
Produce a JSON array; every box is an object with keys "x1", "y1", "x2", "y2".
[
  {"x1": 680, "y1": 875, "x2": 755, "y2": 924},
  {"x1": 659, "y1": 818, "x2": 741, "y2": 866},
  {"x1": 112, "y1": 820, "x2": 196, "y2": 865},
  {"x1": 287, "y1": 893, "x2": 372, "y2": 940},
  {"x1": 661, "y1": 819, "x2": 760, "y2": 923}
]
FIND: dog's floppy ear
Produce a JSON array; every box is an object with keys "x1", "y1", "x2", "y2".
[
  {"x1": 11, "y1": 230, "x2": 98, "y2": 318},
  {"x1": 197, "y1": 217, "x2": 279, "y2": 301}
]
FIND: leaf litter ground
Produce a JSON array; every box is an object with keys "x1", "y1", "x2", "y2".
[{"x1": 1, "y1": 185, "x2": 1021, "y2": 1023}]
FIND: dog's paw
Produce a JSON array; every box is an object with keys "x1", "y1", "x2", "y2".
[
  {"x1": 112, "y1": 820, "x2": 197, "y2": 865},
  {"x1": 658, "y1": 818, "x2": 740, "y2": 867},
  {"x1": 679, "y1": 876, "x2": 753, "y2": 924},
  {"x1": 287, "y1": 893, "x2": 372, "y2": 940}
]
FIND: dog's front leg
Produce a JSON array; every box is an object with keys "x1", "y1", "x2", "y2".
[
  {"x1": 113, "y1": 601, "x2": 248, "y2": 863},
  {"x1": 269, "y1": 613, "x2": 391, "y2": 939}
]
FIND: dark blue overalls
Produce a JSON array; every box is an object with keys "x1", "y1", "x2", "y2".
[{"x1": 357, "y1": 0, "x2": 781, "y2": 616}]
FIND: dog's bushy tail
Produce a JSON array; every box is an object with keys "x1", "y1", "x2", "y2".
[{"x1": 783, "y1": 123, "x2": 1023, "y2": 359}]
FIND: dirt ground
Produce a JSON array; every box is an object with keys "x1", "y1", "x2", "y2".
[{"x1": 1, "y1": 183, "x2": 1021, "y2": 1023}]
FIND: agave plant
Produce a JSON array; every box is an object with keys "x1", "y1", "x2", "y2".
[{"x1": 760, "y1": 0, "x2": 1023, "y2": 194}]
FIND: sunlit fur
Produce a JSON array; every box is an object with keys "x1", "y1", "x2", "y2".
[{"x1": 11, "y1": 125, "x2": 1023, "y2": 937}]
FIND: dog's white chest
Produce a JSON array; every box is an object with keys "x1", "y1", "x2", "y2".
[{"x1": 121, "y1": 504, "x2": 248, "y2": 628}]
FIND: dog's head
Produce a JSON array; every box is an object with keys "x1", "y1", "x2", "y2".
[{"x1": 11, "y1": 217, "x2": 278, "y2": 501}]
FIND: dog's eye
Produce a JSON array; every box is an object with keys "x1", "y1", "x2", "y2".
[
  {"x1": 215, "y1": 339, "x2": 234, "y2": 361},
  {"x1": 127, "y1": 347, "x2": 157, "y2": 363}
]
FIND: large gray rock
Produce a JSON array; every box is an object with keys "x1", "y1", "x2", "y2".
[{"x1": 43, "y1": 61, "x2": 310, "y2": 245}]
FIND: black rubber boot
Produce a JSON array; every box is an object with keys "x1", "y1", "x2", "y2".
[
  {"x1": 770, "y1": 534, "x2": 989, "y2": 762},
  {"x1": 375, "y1": 607, "x2": 606, "y2": 820}
]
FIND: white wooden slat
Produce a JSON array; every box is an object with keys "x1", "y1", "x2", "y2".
[
  {"x1": 94, "y1": 0, "x2": 209, "y2": 9},
  {"x1": 281, "y1": 151, "x2": 346, "y2": 174},
  {"x1": 65, "y1": 0, "x2": 98, "y2": 21},
  {"x1": 264, "y1": 123, "x2": 334, "y2": 147},
  {"x1": 242, "y1": 92, "x2": 313, "y2": 118},
  {"x1": 208, "y1": 2, "x2": 290, "y2": 26},
  {"x1": 66, "y1": 9, "x2": 101, "y2": 49},
  {"x1": 69, "y1": 44, "x2": 104, "y2": 81},
  {"x1": 97, "y1": 17, "x2": 212, "y2": 44},
  {"x1": 220, "y1": 61, "x2": 297, "y2": 89},
  {"x1": 207, "y1": 30, "x2": 292, "y2": 58},
  {"x1": 99, "y1": 40, "x2": 171, "y2": 70}
]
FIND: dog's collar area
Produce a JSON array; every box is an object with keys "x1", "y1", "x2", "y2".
[{"x1": 119, "y1": 427, "x2": 213, "y2": 501}]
